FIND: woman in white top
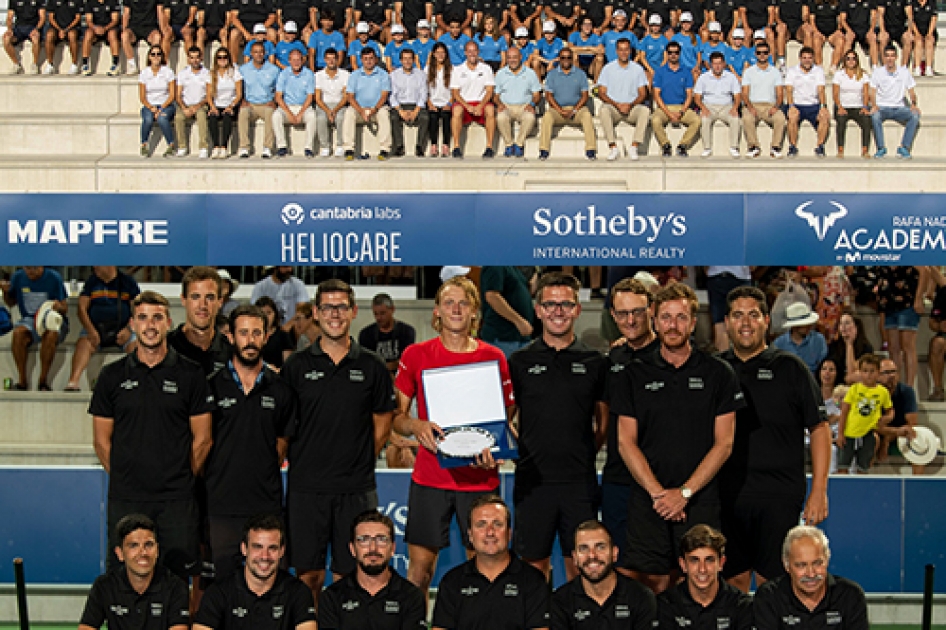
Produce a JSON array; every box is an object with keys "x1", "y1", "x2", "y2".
[
  {"x1": 426, "y1": 42, "x2": 453, "y2": 157},
  {"x1": 138, "y1": 45, "x2": 178, "y2": 158},
  {"x1": 206, "y1": 47, "x2": 244, "y2": 158},
  {"x1": 832, "y1": 49, "x2": 871, "y2": 157}
]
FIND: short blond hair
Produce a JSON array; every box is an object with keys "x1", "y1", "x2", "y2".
[{"x1": 432, "y1": 276, "x2": 480, "y2": 333}]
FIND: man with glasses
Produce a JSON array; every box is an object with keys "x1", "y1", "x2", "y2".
[
  {"x1": 318, "y1": 511, "x2": 426, "y2": 630},
  {"x1": 876, "y1": 357, "x2": 924, "y2": 474},
  {"x1": 280, "y1": 279, "x2": 395, "y2": 607},
  {"x1": 651, "y1": 40, "x2": 700, "y2": 158},
  {"x1": 539, "y1": 47, "x2": 597, "y2": 160},
  {"x1": 740, "y1": 42, "x2": 786, "y2": 158},
  {"x1": 508, "y1": 272, "x2": 609, "y2": 582}
]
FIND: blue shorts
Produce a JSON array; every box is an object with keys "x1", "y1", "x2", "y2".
[
  {"x1": 578, "y1": 54, "x2": 595, "y2": 68},
  {"x1": 794, "y1": 103, "x2": 821, "y2": 127},
  {"x1": 706, "y1": 273, "x2": 752, "y2": 324},
  {"x1": 16, "y1": 317, "x2": 70, "y2": 345},
  {"x1": 10, "y1": 23, "x2": 39, "y2": 45},
  {"x1": 170, "y1": 23, "x2": 189, "y2": 40},
  {"x1": 884, "y1": 306, "x2": 920, "y2": 331}
]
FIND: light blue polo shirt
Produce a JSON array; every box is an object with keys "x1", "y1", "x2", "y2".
[
  {"x1": 411, "y1": 37, "x2": 435, "y2": 67},
  {"x1": 438, "y1": 31, "x2": 472, "y2": 65},
  {"x1": 385, "y1": 39, "x2": 412, "y2": 68},
  {"x1": 544, "y1": 64, "x2": 589, "y2": 107},
  {"x1": 597, "y1": 59, "x2": 647, "y2": 103},
  {"x1": 347, "y1": 65, "x2": 392, "y2": 107},
  {"x1": 276, "y1": 65, "x2": 315, "y2": 104},
  {"x1": 240, "y1": 60, "x2": 280, "y2": 104},
  {"x1": 494, "y1": 65, "x2": 541, "y2": 105},
  {"x1": 475, "y1": 32, "x2": 508, "y2": 62},
  {"x1": 308, "y1": 29, "x2": 346, "y2": 68},
  {"x1": 639, "y1": 33, "x2": 668, "y2": 69},
  {"x1": 671, "y1": 32, "x2": 701, "y2": 69}
]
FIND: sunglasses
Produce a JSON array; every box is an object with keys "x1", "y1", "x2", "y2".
[
  {"x1": 756, "y1": 50, "x2": 768, "y2": 55},
  {"x1": 216, "y1": 54, "x2": 229, "y2": 59},
  {"x1": 149, "y1": 52, "x2": 163, "y2": 57},
  {"x1": 668, "y1": 50, "x2": 680, "y2": 54}
]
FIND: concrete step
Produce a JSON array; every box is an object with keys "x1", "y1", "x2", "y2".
[
  {"x1": 0, "y1": 77, "x2": 122, "y2": 113},
  {"x1": 0, "y1": 114, "x2": 110, "y2": 155}
]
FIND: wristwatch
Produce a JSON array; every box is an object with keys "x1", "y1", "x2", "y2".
[{"x1": 680, "y1": 486, "x2": 693, "y2": 500}]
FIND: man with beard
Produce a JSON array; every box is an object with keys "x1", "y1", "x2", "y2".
[
  {"x1": 753, "y1": 526, "x2": 868, "y2": 629},
  {"x1": 168, "y1": 266, "x2": 231, "y2": 377},
  {"x1": 719, "y1": 286, "x2": 830, "y2": 594},
  {"x1": 432, "y1": 495, "x2": 550, "y2": 630},
  {"x1": 509, "y1": 272, "x2": 609, "y2": 581},
  {"x1": 318, "y1": 511, "x2": 426, "y2": 630},
  {"x1": 601, "y1": 278, "x2": 658, "y2": 561},
  {"x1": 281, "y1": 279, "x2": 395, "y2": 606},
  {"x1": 194, "y1": 514, "x2": 316, "y2": 630},
  {"x1": 656, "y1": 525, "x2": 753, "y2": 629},
  {"x1": 610, "y1": 283, "x2": 744, "y2": 594},
  {"x1": 80, "y1": 514, "x2": 190, "y2": 630},
  {"x1": 90, "y1": 291, "x2": 215, "y2": 576},
  {"x1": 204, "y1": 305, "x2": 297, "y2": 583},
  {"x1": 551, "y1": 520, "x2": 656, "y2": 630},
  {"x1": 251, "y1": 266, "x2": 311, "y2": 329}
]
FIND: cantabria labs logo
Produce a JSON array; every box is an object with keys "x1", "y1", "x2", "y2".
[{"x1": 281, "y1": 203, "x2": 306, "y2": 225}]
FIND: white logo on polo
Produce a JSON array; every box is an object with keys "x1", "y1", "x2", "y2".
[
  {"x1": 261, "y1": 395, "x2": 276, "y2": 409},
  {"x1": 781, "y1": 615, "x2": 801, "y2": 626},
  {"x1": 794, "y1": 200, "x2": 848, "y2": 241},
  {"x1": 342, "y1": 600, "x2": 359, "y2": 611},
  {"x1": 572, "y1": 363, "x2": 587, "y2": 374},
  {"x1": 350, "y1": 369, "x2": 365, "y2": 382},
  {"x1": 688, "y1": 377, "x2": 704, "y2": 389},
  {"x1": 528, "y1": 364, "x2": 547, "y2": 375},
  {"x1": 385, "y1": 601, "x2": 400, "y2": 613},
  {"x1": 504, "y1": 584, "x2": 519, "y2": 597},
  {"x1": 110, "y1": 605, "x2": 129, "y2": 616},
  {"x1": 757, "y1": 369, "x2": 773, "y2": 380},
  {"x1": 232, "y1": 607, "x2": 248, "y2": 618},
  {"x1": 574, "y1": 609, "x2": 591, "y2": 621},
  {"x1": 461, "y1": 586, "x2": 479, "y2": 596},
  {"x1": 614, "y1": 605, "x2": 629, "y2": 618},
  {"x1": 717, "y1": 617, "x2": 730, "y2": 629},
  {"x1": 151, "y1": 603, "x2": 163, "y2": 616},
  {"x1": 218, "y1": 397, "x2": 237, "y2": 409},
  {"x1": 120, "y1": 379, "x2": 138, "y2": 390},
  {"x1": 674, "y1": 616, "x2": 691, "y2": 627},
  {"x1": 305, "y1": 370, "x2": 325, "y2": 380},
  {"x1": 163, "y1": 380, "x2": 178, "y2": 394},
  {"x1": 273, "y1": 605, "x2": 285, "y2": 619},
  {"x1": 645, "y1": 381, "x2": 664, "y2": 391},
  {"x1": 281, "y1": 203, "x2": 306, "y2": 225},
  {"x1": 826, "y1": 611, "x2": 842, "y2": 625},
  {"x1": 611, "y1": 363, "x2": 626, "y2": 373}
]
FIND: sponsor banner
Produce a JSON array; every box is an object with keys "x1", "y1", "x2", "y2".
[
  {"x1": 0, "y1": 194, "x2": 207, "y2": 265},
  {"x1": 746, "y1": 193, "x2": 946, "y2": 265}
]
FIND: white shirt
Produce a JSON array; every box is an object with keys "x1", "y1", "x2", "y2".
[
  {"x1": 177, "y1": 65, "x2": 211, "y2": 106},
  {"x1": 316, "y1": 67, "x2": 350, "y2": 104},
  {"x1": 449, "y1": 61, "x2": 495, "y2": 102},
  {"x1": 870, "y1": 65, "x2": 915, "y2": 108},
  {"x1": 139, "y1": 65, "x2": 176, "y2": 107},
  {"x1": 742, "y1": 64, "x2": 782, "y2": 104},
  {"x1": 694, "y1": 69, "x2": 741, "y2": 106},
  {"x1": 212, "y1": 67, "x2": 243, "y2": 107},
  {"x1": 785, "y1": 64, "x2": 825, "y2": 106},
  {"x1": 833, "y1": 69, "x2": 869, "y2": 108},
  {"x1": 428, "y1": 66, "x2": 451, "y2": 107}
]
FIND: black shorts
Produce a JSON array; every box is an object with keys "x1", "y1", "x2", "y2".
[
  {"x1": 783, "y1": 19, "x2": 804, "y2": 39},
  {"x1": 706, "y1": 273, "x2": 751, "y2": 324},
  {"x1": 513, "y1": 482, "x2": 598, "y2": 559},
  {"x1": 600, "y1": 482, "x2": 632, "y2": 560},
  {"x1": 837, "y1": 431, "x2": 876, "y2": 471},
  {"x1": 201, "y1": 25, "x2": 226, "y2": 41},
  {"x1": 9, "y1": 23, "x2": 38, "y2": 44},
  {"x1": 87, "y1": 26, "x2": 118, "y2": 43},
  {"x1": 208, "y1": 514, "x2": 249, "y2": 584},
  {"x1": 746, "y1": 16, "x2": 768, "y2": 31},
  {"x1": 129, "y1": 23, "x2": 160, "y2": 41},
  {"x1": 622, "y1": 490, "x2": 721, "y2": 575},
  {"x1": 287, "y1": 489, "x2": 377, "y2": 575},
  {"x1": 720, "y1": 493, "x2": 802, "y2": 580},
  {"x1": 107, "y1": 497, "x2": 200, "y2": 579},
  {"x1": 850, "y1": 26, "x2": 870, "y2": 50},
  {"x1": 404, "y1": 481, "x2": 492, "y2": 550},
  {"x1": 885, "y1": 25, "x2": 906, "y2": 44},
  {"x1": 814, "y1": 22, "x2": 837, "y2": 38},
  {"x1": 169, "y1": 23, "x2": 189, "y2": 40}
]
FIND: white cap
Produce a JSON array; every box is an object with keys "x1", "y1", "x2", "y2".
[
  {"x1": 753, "y1": 28, "x2": 766, "y2": 39},
  {"x1": 708, "y1": 21, "x2": 722, "y2": 32},
  {"x1": 356, "y1": 21, "x2": 369, "y2": 33},
  {"x1": 648, "y1": 14, "x2": 662, "y2": 24},
  {"x1": 391, "y1": 23, "x2": 406, "y2": 33},
  {"x1": 679, "y1": 11, "x2": 693, "y2": 21},
  {"x1": 440, "y1": 266, "x2": 472, "y2": 282},
  {"x1": 515, "y1": 26, "x2": 529, "y2": 37},
  {"x1": 284, "y1": 20, "x2": 298, "y2": 32},
  {"x1": 732, "y1": 27, "x2": 745, "y2": 37},
  {"x1": 253, "y1": 23, "x2": 267, "y2": 33},
  {"x1": 417, "y1": 18, "x2": 431, "y2": 29},
  {"x1": 612, "y1": 9, "x2": 627, "y2": 17},
  {"x1": 542, "y1": 19, "x2": 556, "y2": 32}
]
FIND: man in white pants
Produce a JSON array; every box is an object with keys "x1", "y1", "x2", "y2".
[
  {"x1": 273, "y1": 49, "x2": 318, "y2": 157},
  {"x1": 314, "y1": 48, "x2": 350, "y2": 157},
  {"x1": 597, "y1": 37, "x2": 650, "y2": 161},
  {"x1": 342, "y1": 47, "x2": 393, "y2": 160},
  {"x1": 694, "y1": 50, "x2": 742, "y2": 157}
]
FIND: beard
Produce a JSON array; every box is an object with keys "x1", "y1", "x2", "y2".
[
  {"x1": 578, "y1": 562, "x2": 613, "y2": 584},
  {"x1": 358, "y1": 558, "x2": 388, "y2": 577},
  {"x1": 234, "y1": 345, "x2": 262, "y2": 367},
  {"x1": 275, "y1": 269, "x2": 292, "y2": 282}
]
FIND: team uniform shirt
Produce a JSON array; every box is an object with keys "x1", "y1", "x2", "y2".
[
  {"x1": 177, "y1": 65, "x2": 211, "y2": 106},
  {"x1": 742, "y1": 0, "x2": 772, "y2": 28},
  {"x1": 280, "y1": 338, "x2": 394, "y2": 493},
  {"x1": 276, "y1": 65, "x2": 316, "y2": 103},
  {"x1": 576, "y1": 0, "x2": 606, "y2": 24},
  {"x1": 308, "y1": 29, "x2": 347, "y2": 67},
  {"x1": 671, "y1": 33, "x2": 702, "y2": 69},
  {"x1": 450, "y1": 60, "x2": 495, "y2": 101},
  {"x1": 869, "y1": 64, "x2": 914, "y2": 107},
  {"x1": 275, "y1": 39, "x2": 308, "y2": 66},
  {"x1": 346, "y1": 64, "x2": 391, "y2": 106},
  {"x1": 315, "y1": 66, "x2": 351, "y2": 102},
  {"x1": 165, "y1": 0, "x2": 192, "y2": 25},
  {"x1": 477, "y1": 0, "x2": 508, "y2": 20},
  {"x1": 543, "y1": 64, "x2": 588, "y2": 107},
  {"x1": 411, "y1": 37, "x2": 435, "y2": 66},
  {"x1": 435, "y1": 0, "x2": 471, "y2": 22},
  {"x1": 643, "y1": 0, "x2": 672, "y2": 24},
  {"x1": 80, "y1": 272, "x2": 140, "y2": 329},
  {"x1": 432, "y1": 555, "x2": 551, "y2": 630},
  {"x1": 233, "y1": 0, "x2": 274, "y2": 25},
  {"x1": 753, "y1": 574, "x2": 869, "y2": 630},
  {"x1": 881, "y1": 0, "x2": 908, "y2": 33},
  {"x1": 608, "y1": 348, "x2": 745, "y2": 506},
  {"x1": 810, "y1": 0, "x2": 839, "y2": 33},
  {"x1": 551, "y1": 572, "x2": 657, "y2": 630},
  {"x1": 911, "y1": 0, "x2": 936, "y2": 33},
  {"x1": 475, "y1": 32, "x2": 508, "y2": 62},
  {"x1": 10, "y1": 0, "x2": 44, "y2": 25},
  {"x1": 675, "y1": 0, "x2": 704, "y2": 25},
  {"x1": 840, "y1": 0, "x2": 873, "y2": 34},
  {"x1": 694, "y1": 68, "x2": 740, "y2": 104},
  {"x1": 656, "y1": 580, "x2": 753, "y2": 630},
  {"x1": 639, "y1": 33, "x2": 668, "y2": 69},
  {"x1": 126, "y1": 0, "x2": 162, "y2": 31},
  {"x1": 212, "y1": 67, "x2": 244, "y2": 106},
  {"x1": 698, "y1": 40, "x2": 730, "y2": 69},
  {"x1": 727, "y1": 45, "x2": 752, "y2": 74},
  {"x1": 244, "y1": 37, "x2": 277, "y2": 57},
  {"x1": 79, "y1": 566, "x2": 190, "y2": 630},
  {"x1": 602, "y1": 29, "x2": 639, "y2": 63},
  {"x1": 516, "y1": 40, "x2": 536, "y2": 61},
  {"x1": 784, "y1": 63, "x2": 825, "y2": 105},
  {"x1": 199, "y1": 0, "x2": 231, "y2": 28},
  {"x1": 347, "y1": 37, "x2": 384, "y2": 63},
  {"x1": 140, "y1": 66, "x2": 177, "y2": 105},
  {"x1": 395, "y1": 337, "x2": 514, "y2": 491},
  {"x1": 318, "y1": 570, "x2": 427, "y2": 630},
  {"x1": 706, "y1": 0, "x2": 737, "y2": 29},
  {"x1": 776, "y1": 0, "x2": 806, "y2": 28},
  {"x1": 320, "y1": 0, "x2": 351, "y2": 29},
  {"x1": 278, "y1": 0, "x2": 311, "y2": 26},
  {"x1": 597, "y1": 59, "x2": 648, "y2": 102},
  {"x1": 742, "y1": 62, "x2": 782, "y2": 101},
  {"x1": 438, "y1": 31, "x2": 471, "y2": 65},
  {"x1": 568, "y1": 31, "x2": 601, "y2": 55},
  {"x1": 195, "y1": 569, "x2": 317, "y2": 630},
  {"x1": 833, "y1": 69, "x2": 869, "y2": 108},
  {"x1": 537, "y1": 35, "x2": 565, "y2": 60},
  {"x1": 842, "y1": 382, "x2": 892, "y2": 438},
  {"x1": 384, "y1": 39, "x2": 411, "y2": 68},
  {"x1": 509, "y1": 338, "x2": 609, "y2": 488},
  {"x1": 167, "y1": 324, "x2": 231, "y2": 375},
  {"x1": 358, "y1": 321, "x2": 416, "y2": 365},
  {"x1": 86, "y1": 0, "x2": 120, "y2": 25},
  {"x1": 8, "y1": 268, "x2": 67, "y2": 321},
  {"x1": 241, "y1": 60, "x2": 280, "y2": 102},
  {"x1": 204, "y1": 364, "x2": 295, "y2": 516},
  {"x1": 88, "y1": 349, "x2": 215, "y2": 501},
  {"x1": 46, "y1": 0, "x2": 82, "y2": 28},
  {"x1": 357, "y1": 0, "x2": 389, "y2": 23}
]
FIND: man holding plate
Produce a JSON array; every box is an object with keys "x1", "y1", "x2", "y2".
[{"x1": 393, "y1": 276, "x2": 516, "y2": 601}]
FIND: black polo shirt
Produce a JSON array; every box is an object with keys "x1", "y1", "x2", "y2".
[
  {"x1": 432, "y1": 554, "x2": 551, "y2": 630},
  {"x1": 80, "y1": 566, "x2": 190, "y2": 630},
  {"x1": 673, "y1": 0, "x2": 704, "y2": 25},
  {"x1": 165, "y1": 0, "x2": 192, "y2": 24},
  {"x1": 11, "y1": 0, "x2": 44, "y2": 24},
  {"x1": 881, "y1": 0, "x2": 906, "y2": 28},
  {"x1": 776, "y1": 0, "x2": 806, "y2": 23},
  {"x1": 234, "y1": 0, "x2": 276, "y2": 25},
  {"x1": 718, "y1": 347, "x2": 826, "y2": 503},
  {"x1": 511, "y1": 0, "x2": 540, "y2": 19},
  {"x1": 656, "y1": 579, "x2": 753, "y2": 630},
  {"x1": 840, "y1": 0, "x2": 872, "y2": 31},
  {"x1": 576, "y1": 0, "x2": 605, "y2": 25},
  {"x1": 552, "y1": 572, "x2": 656, "y2": 630},
  {"x1": 205, "y1": 364, "x2": 296, "y2": 516},
  {"x1": 86, "y1": 0, "x2": 120, "y2": 25},
  {"x1": 811, "y1": 0, "x2": 838, "y2": 33},
  {"x1": 742, "y1": 0, "x2": 772, "y2": 25},
  {"x1": 167, "y1": 324, "x2": 231, "y2": 378},
  {"x1": 434, "y1": 0, "x2": 471, "y2": 23},
  {"x1": 608, "y1": 348, "x2": 744, "y2": 506},
  {"x1": 319, "y1": 0, "x2": 351, "y2": 29},
  {"x1": 195, "y1": 569, "x2": 316, "y2": 630},
  {"x1": 476, "y1": 0, "x2": 508, "y2": 20},
  {"x1": 281, "y1": 337, "x2": 394, "y2": 494},
  {"x1": 707, "y1": 0, "x2": 737, "y2": 28},
  {"x1": 89, "y1": 348, "x2": 215, "y2": 502},
  {"x1": 318, "y1": 569, "x2": 426, "y2": 630},
  {"x1": 602, "y1": 338, "x2": 659, "y2": 487},
  {"x1": 545, "y1": 0, "x2": 576, "y2": 18},
  {"x1": 279, "y1": 0, "x2": 312, "y2": 25},
  {"x1": 753, "y1": 574, "x2": 868, "y2": 630},
  {"x1": 199, "y1": 0, "x2": 232, "y2": 25},
  {"x1": 126, "y1": 0, "x2": 162, "y2": 28},
  {"x1": 356, "y1": 0, "x2": 388, "y2": 22},
  {"x1": 46, "y1": 0, "x2": 82, "y2": 27},
  {"x1": 509, "y1": 338, "x2": 608, "y2": 488},
  {"x1": 398, "y1": 0, "x2": 431, "y2": 30},
  {"x1": 643, "y1": 0, "x2": 671, "y2": 24},
  {"x1": 911, "y1": 0, "x2": 935, "y2": 30}
]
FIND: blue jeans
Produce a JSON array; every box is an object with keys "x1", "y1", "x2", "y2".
[
  {"x1": 141, "y1": 103, "x2": 177, "y2": 145},
  {"x1": 871, "y1": 106, "x2": 919, "y2": 150}
]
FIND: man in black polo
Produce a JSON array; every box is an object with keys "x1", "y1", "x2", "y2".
[
  {"x1": 719, "y1": 286, "x2": 830, "y2": 594},
  {"x1": 753, "y1": 526, "x2": 868, "y2": 629},
  {"x1": 194, "y1": 514, "x2": 317, "y2": 630},
  {"x1": 204, "y1": 305, "x2": 296, "y2": 582},
  {"x1": 280, "y1": 278, "x2": 394, "y2": 605},
  {"x1": 80, "y1": 514, "x2": 190, "y2": 630},
  {"x1": 656, "y1": 524, "x2": 753, "y2": 630},
  {"x1": 319, "y1": 511, "x2": 426, "y2": 630},
  {"x1": 551, "y1": 520, "x2": 656, "y2": 630},
  {"x1": 168, "y1": 266, "x2": 231, "y2": 376},
  {"x1": 432, "y1": 495, "x2": 550, "y2": 630},
  {"x1": 229, "y1": 0, "x2": 276, "y2": 61},
  {"x1": 509, "y1": 272, "x2": 609, "y2": 582},
  {"x1": 601, "y1": 277, "x2": 658, "y2": 562},
  {"x1": 121, "y1": 0, "x2": 164, "y2": 74},
  {"x1": 610, "y1": 283, "x2": 744, "y2": 594},
  {"x1": 90, "y1": 291, "x2": 214, "y2": 576}
]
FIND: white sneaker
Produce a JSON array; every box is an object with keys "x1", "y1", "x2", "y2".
[
  {"x1": 771, "y1": 147, "x2": 783, "y2": 158},
  {"x1": 126, "y1": 59, "x2": 137, "y2": 75},
  {"x1": 41, "y1": 62, "x2": 54, "y2": 75},
  {"x1": 914, "y1": 66, "x2": 922, "y2": 76},
  {"x1": 198, "y1": 148, "x2": 209, "y2": 159},
  {"x1": 320, "y1": 147, "x2": 331, "y2": 157},
  {"x1": 628, "y1": 145, "x2": 639, "y2": 161},
  {"x1": 729, "y1": 147, "x2": 740, "y2": 158},
  {"x1": 701, "y1": 148, "x2": 713, "y2": 158},
  {"x1": 10, "y1": 64, "x2": 23, "y2": 75},
  {"x1": 747, "y1": 146, "x2": 761, "y2": 158},
  {"x1": 220, "y1": 148, "x2": 230, "y2": 159},
  {"x1": 334, "y1": 146, "x2": 345, "y2": 157},
  {"x1": 67, "y1": 63, "x2": 79, "y2": 75},
  {"x1": 237, "y1": 148, "x2": 250, "y2": 158},
  {"x1": 926, "y1": 67, "x2": 935, "y2": 77},
  {"x1": 27, "y1": 63, "x2": 39, "y2": 74},
  {"x1": 607, "y1": 146, "x2": 621, "y2": 161},
  {"x1": 176, "y1": 147, "x2": 188, "y2": 157},
  {"x1": 261, "y1": 147, "x2": 272, "y2": 159}
]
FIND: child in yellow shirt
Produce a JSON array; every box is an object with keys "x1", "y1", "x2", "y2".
[{"x1": 837, "y1": 353, "x2": 893, "y2": 473}]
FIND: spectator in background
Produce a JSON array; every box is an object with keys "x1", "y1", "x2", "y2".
[
  {"x1": 480, "y1": 266, "x2": 534, "y2": 357},
  {"x1": 255, "y1": 296, "x2": 295, "y2": 368},
  {"x1": 251, "y1": 266, "x2": 310, "y2": 327},
  {"x1": 273, "y1": 49, "x2": 317, "y2": 158},
  {"x1": 175, "y1": 46, "x2": 211, "y2": 159},
  {"x1": 773, "y1": 302, "x2": 828, "y2": 373},
  {"x1": 81, "y1": 0, "x2": 121, "y2": 76},
  {"x1": 876, "y1": 265, "x2": 926, "y2": 388},
  {"x1": 450, "y1": 40, "x2": 497, "y2": 158},
  {"x1": 694, "y1": 51, "x2": 742, "y2": 158},
  {"x1": 802, "y1": 265, "x2": 852, "y2": 342},
  {"x1": 342, "y1": 47, "x2": 393, "y2": 160},
  {"x1": 837, "y1": 353, "x2": 893, "y2": 474},
  {"x1": 651, "y1": 40, "x2": 700, "y2": 158},
  {"x1": 217, "y1": 269, "x2": 241, "y2": 316},
  {"x1": 358, "y1": 293, "x2": 416, "y2": 375},
  {"x1": 741, "y1": 42, "x2": 786, "y2": 158},
  {"x1": 237, "y1": 40, "x2": 280, "y2": 159},
  {"x1": 927, "y1": 266, "x2": 946, "y2": 401},
  {"x1": 818, "y1": 358, "x2": 842, "y2": 472},
  {"x1": 207, "y1": 47, "x2": 243, "y2": 159},
  {"x1": 876, "y1": 357, "x2": 923, "y2": 472},
  {"x1": 706, "y1": 267, "x2": 752, "y2": 352},
  {"x1": 426, "y1": 42, "x2": 453, "y2": 157},
  {"x1": 314, "y1": 47, "x2": 349, "y2": 157},
  {"x1": 43, "y1": 0, "x2": 81, "y2": 75},
  {"x1": 539, "y1": 47, "x2": 596, "y2": 160},
  {"x1": 784, "y1": 46, "x2": 829, "y2": 158},
  {"x1": 121, "y1": 0, "x2": 162, "y2": 75},
  {"x1": 66, "y1": 266, "x2": 140, "y2": 392},
  {"x1": 389, "y1": 48, "x2": 430, "y2": 157},
  {"x1": 826, "y1": 312, "x2": 873, "y2": 384},
  {"x1": 833, "y1": 50, "x2": 871, "y2": 158},
  {"x1": 597, "y1": 38, "x2": 650, "y2": 161},
  {"x1": 138, "y1": 45, "x2": 178, "y2": 158},
  {"x1": 870, "y1": 45, "x2": 920, "y2": 159},
  {"x1": 1, "y1": 266, "x2": 69, "y2": 391},
  {"x1": 495, "y1": 46, "x2": 542, "y2": 158},
  {"x1": 291, "y1": 302, "x2": 320, "y2": 350}
]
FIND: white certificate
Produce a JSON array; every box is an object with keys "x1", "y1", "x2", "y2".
[{"x1": 421, "y1": 361, "x2": 506, "y2": 430}]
